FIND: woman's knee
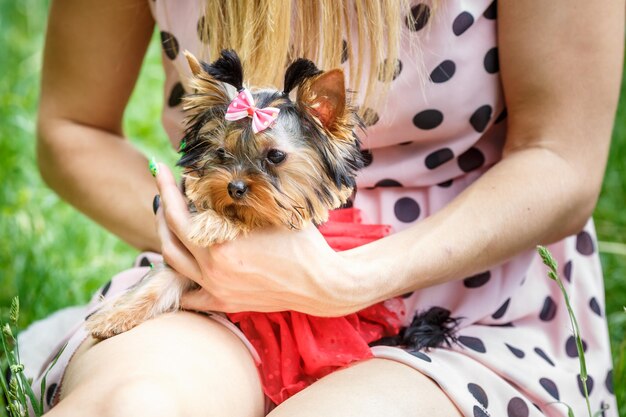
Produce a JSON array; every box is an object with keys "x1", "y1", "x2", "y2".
[
  {"x1": 268, "y1": 358, "x2": 462, "y2": 417},
  {"x1": 101, "y1": 376, "x2": 182, "y2": 417},
  {"x1": 55, "y1": 311, "x2": 265, "y2": 417}
]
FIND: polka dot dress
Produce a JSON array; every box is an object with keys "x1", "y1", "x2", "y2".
[{"x1": 32, "y1": 1, "x2": 618, "y2": 416}]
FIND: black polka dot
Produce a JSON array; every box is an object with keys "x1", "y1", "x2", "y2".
[
  {"x1": 563, "y1": 260, "x2": 573, "y2": 282},
  {"x1": 425, "y1": 148, "x2": 454, "y2": 169},
  {"x1": 577, "y1": 374, "x2": 594, "y2": 396},
  {"x1": 168, "y1": 82, "x2": 186, "y2": 107},
  {"x1": 452, "y1": 12, "x2": 474, "y2": 36},
  {"x1": 473, "y1": 405, "x2": 489, "y2": 417},
  {"x1": 606, "y1": 369, "x2": 614, "y2": 394},
  {"x1": 534, "y1": 347, "x2": 555, "y2": 366},
  {"x1": 459, "y1": 336, "x2": 486, "y2": 353},
  {"x1": 378, "y1": 59, "x2": 403, "y2": 81},
  {"x1": 375, "y1": 179, "x2": 403, "y2": 187},
  {"x1": 139, "y1": 256, "x2": 151, "y2": 267},
  {"x1": 539, "y1": 377, "x2": 559, "y2": 400},
  {"x1": 341, "y1": 39, "x2": 349, "y2": 64},
  {"x1": 505, "y1": 343, "x2": 525, "y2": 358},
  {"x1": 539, "y1": 296, "x2": 557, "y2": 321},
  {"x1": 589, "y1": 297, "x2": 602, "y2": 316},
  {"x1": 463, "y1": 271, "x2": 491, "y2": 288},
  {"x1": 408, "y1": 350, "x2": 432, "y2": 362},
  {"x1": 495, "y1": 108, "x2": 508, "y2": 124},
  {"x1": 429, "y1": 60, "x2": 456, "y2": 83},
  {"x1": 197, "y1": 16, "x2": 208, "y2": 43},
  {"x1": 160, "y1": 31, "x2": 180, "y2": 60},
  {"x1": 487, "y1": 322, "x2": 514, "y2": 328},
  {"x1": 576, "y1": 231, "x2": 595, "y2": 255},
  {"x1": 483, "y1": 47, "x2": 499, "y2": 73},
  {"x1": 565, "y1": 336, "x2": 587, "y2": 358},
  {"x1": 361, "y1": 149, "x2": 373, "y2": 167},
  {"x1": 470, "y1": 105, "x2": 493, "y2": 132},
  {"x1": 398, "y1": 141, "x2": 413, "y2": 146},
  {"x1": 406, "y1": 3, "x2": 431, "y2": 31},
  {"x1": 437, "y1": 179, "x2": 453, "y2": 188},
  {"x1": 46, "y1": 382, "x2": 58, "y2": 407},
  {"x1": 507, "y1": 397, "x2": 529, "y2": 417},
  {"x1": 468, "y1": 383, "x2": 488, "y2": 408},
  {"x1": 413, "y1": 109, "x2": 444, "y2": 130},
  {"x1": 492, "y1": 298, "x2": 510, "y2": 319},
  {"x1": 100, "y1": 280, "x2": 112, "y2": 297},
  {"x1": 363, "y1": 108, "x2": 380, "y2": 126},
  {"x1": 483, "y1": 1, "x2": 497, "y2": 19},
  {"x1": 457, "y1": 147, "x2": 485, "y2": 172},
  {"x1": 394, "y1": 197, "x2": 420, "y2": 223}
]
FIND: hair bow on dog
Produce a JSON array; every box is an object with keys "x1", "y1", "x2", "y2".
[{"x1": 225, "y1": 89, "x2": 280, "y2": 133}]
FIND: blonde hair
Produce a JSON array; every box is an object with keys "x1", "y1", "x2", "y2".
[{"x1": 198, "y1": 0, "x2": 426, "y2": 119}]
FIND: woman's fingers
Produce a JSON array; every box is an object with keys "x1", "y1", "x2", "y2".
[
  {"x1": 181, "y1": 289, "x2": 268, "y2": 313},
  {"x1": 154, "y1": 163, "x2": 193, "y2": 243},
  {"x1": 155, "y1": 200, "x2": 202, "y2": 282}
]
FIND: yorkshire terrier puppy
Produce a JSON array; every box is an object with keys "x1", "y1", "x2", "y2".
[{"x1": 86, "y1": 50, "x2": 363, "y2": 339}]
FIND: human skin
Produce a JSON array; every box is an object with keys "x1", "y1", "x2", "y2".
[{"x1": 38, "y1": 0, "x2": 623, "y2": 415}]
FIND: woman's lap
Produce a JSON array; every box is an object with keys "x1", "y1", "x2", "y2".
[{"x1": 48, "y1": 310, "x2": 461, "y2": 417}]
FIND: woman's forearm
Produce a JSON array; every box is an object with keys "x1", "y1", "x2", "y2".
[
  {"x1": 37, "y1": 117, "x2": 159, "y2": 251},
  {"x1": 342, "y1": 145, "x2": 600, "y2": 304}
]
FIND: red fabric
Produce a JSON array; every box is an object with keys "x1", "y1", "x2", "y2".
[{"x1": 227, "y1": 208, "x2": 404, "y2": 405}]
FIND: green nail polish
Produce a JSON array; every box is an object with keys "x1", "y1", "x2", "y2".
[
  {"x1": 149, "y1": 157, "x2": 159, "y2": 177},
  {"x1": 178, "y1": 139, "x2": 186, "y2": 153},
  {"x1": 149, "y1": 262, "x2": 154, "y2": 269}
]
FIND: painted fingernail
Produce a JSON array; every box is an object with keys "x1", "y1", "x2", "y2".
[
  {"x1": 178, "y1": 139, "x2": 186, "y2": 153},
  {"x1": 148, "y1": 157, "x2": 159, "y2": 177},
  {"x1": 152, "y1": 195, "x2": 160, "y2": 214}
]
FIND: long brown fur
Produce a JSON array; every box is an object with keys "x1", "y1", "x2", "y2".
[{"x1": 86, "y1": 51, "x2": 363, "y2": 339}]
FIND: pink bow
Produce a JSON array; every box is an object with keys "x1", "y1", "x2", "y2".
[{"x1": 225, "y1": 89, "x2": 280, "y2": 133}]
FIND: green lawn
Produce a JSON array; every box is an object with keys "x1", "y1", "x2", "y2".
[{"x1": 0, "y1": 1, "x2": 624, "y2": 415}]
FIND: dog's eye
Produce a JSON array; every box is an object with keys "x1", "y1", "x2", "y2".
[
  {"x1": 216, "y1": 148, "x2": 226, "y2": 159},
  {"x1": 266, "y1": 149, "x2": 286, "y2": 165}
]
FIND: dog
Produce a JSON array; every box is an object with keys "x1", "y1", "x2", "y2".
[{"x1": 86, "y1": 50, "x2": 364, "y2": 339}]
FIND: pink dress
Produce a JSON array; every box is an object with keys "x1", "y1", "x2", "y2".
[{"x1": 33, "y1": 1, "x2": 618, "y2": 416}]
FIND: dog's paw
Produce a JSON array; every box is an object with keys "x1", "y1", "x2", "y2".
[
  {"x1": 85, "y1": 307, "x2": 144, "y2": 340},
  {"x1": 188, "y1": 210, "x2": 242, "y2": 246}
]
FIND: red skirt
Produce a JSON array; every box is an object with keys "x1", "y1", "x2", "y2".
[{"x1": 228, "y1": 209, "x2": 405, "y2": 405}]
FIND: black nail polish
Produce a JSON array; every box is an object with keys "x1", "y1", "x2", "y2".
[{"x1": 152, "y1": 195, "x2": 160, "y2": 214}]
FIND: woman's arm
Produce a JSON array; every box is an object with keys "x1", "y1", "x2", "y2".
[
  {"x1": 341, "y1": 0, "x2": 625, "y2": 303},
  {"x1": 37, "y1": 0, "x2": 159, "y2": 251},
  {"x1": 157, "y1": 0, "x2": 623, "y2": 316}
]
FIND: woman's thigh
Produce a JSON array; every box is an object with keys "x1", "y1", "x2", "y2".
[
  {"x1": 48, "y1": 311, "x2": 265, "y2": 417},
  {"x1": 268, "y1": 358, "x2": 463, "y2": 417}
]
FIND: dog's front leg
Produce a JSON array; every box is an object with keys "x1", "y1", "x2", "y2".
[
  {"x1": 187, "y1": 209, "x2": 245, "y2": 247},
  {"x1": 86, "y1": 267, "x2": 196, "y2": 340}
]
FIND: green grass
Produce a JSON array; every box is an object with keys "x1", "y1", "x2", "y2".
[{"x1": 0, "y1": 1, "x2": 624, "y2": 415}]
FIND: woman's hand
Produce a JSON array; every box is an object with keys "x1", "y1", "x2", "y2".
[{"x1": 153, "y1": 163, "x2": 369, "y2": 316}]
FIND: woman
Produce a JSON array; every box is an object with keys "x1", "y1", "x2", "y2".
[{"x1": 35, "y1": 0, "x2": 621, "y2": 416}]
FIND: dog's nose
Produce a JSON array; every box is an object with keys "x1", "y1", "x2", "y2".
[{"x1": 228, "y1": 181, "x2": 248, "y2": 199}]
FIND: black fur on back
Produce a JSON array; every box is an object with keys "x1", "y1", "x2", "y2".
[
  {"x1": 369, "y1": 307, "x2": 461, "y2": 351},
  {"x1": 283, "y1": 59, "x2": 322, "y2": 94},
  {"x1": 201, "y1": 49, "x2": 244, "y2": 91},
  {"x1": 402, "y1": 307, "x2": 461, "y2": 350}
]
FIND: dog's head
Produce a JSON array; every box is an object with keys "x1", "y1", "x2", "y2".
[{"x1": 178, "y1": 50, "x2": 363, "y2": 229}]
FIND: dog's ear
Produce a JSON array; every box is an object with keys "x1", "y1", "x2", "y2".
[
  {"x1": 182, "y1": 50, "x2": 230, "y2": 108},
  {"x1": 184, "y1": 50, "x2": 204, "y2": 76},
  {"x1": 297, "y1": 69, "x2": 347, "y2": 133}
]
